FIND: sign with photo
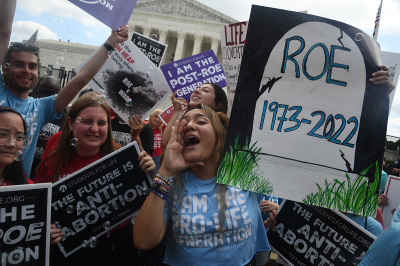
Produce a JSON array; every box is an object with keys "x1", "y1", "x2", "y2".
[
  {"x1": 160, "y1": 50, "x2": 226, "y2": 101},
  {"x1": 0, "y1": 183, "x2": 52, "y2": 266},
  {"x1": 131, "y1": 32, "x2": 167, "y2": 67},
  {"x1": 51, "y1": 142, "x2": 152, "y2": 257},
  {"x1": 68, "y1": 0, "x2": 137, "y2": 31},
  {"x1": 218, "y1": 6, "x2": 390, "y2": 216},
  {"x1": 76, "y1": 41, "x2": 171, "y2": 125},
  {"x1": 267, "y1": 200, "x2": 376, "y2": 266},
  {"x1": 381, "y1": 175, "x2": 400, "y2": 227}
]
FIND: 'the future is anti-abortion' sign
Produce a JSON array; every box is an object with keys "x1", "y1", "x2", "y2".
[
  {"x1": 161, "y1": 50, "x2": 226, "y2": 101},
  {"x1": 51, "y1": 142, "x2": 151, "y2": 257},
  {"x1": 0, "y1": 184, "x2": 52, "y2": 266}
]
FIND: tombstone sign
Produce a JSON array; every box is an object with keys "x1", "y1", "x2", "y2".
[
  {"x1": 131, "y1": 32, "x2": 167, "y2": 67},
  {"x1": 160, "y1": 50, "x2": 227, "y2": 101},
  {"x1": 51, "y1": 142, "x2": 152, "y2": 257},
  {"x1": 68, "y1": 0, "x2": 137, "y2": 31},
  {"x1": 266, "y1": 200, "x2": 376, "y2": 266},
  {"x1": 0, "y1": 183, "x2": 52, "y2": 266},
  {"x1": 218, "y1": 6, "x2": 390, "y2": 216},
  {"x1": 75, "y1": 41, "x2": 170, "y2": 125}
]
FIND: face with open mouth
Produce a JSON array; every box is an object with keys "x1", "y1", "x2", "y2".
[
  {"x1": 68, "y1": 106, "x2": 108, "y2": 157},
  {"x1": 189, "y1": 84, "x2": 217, "y2": 109},
  {"x1": 181, "y1": 109, "x2": 217, "y2": 166}
]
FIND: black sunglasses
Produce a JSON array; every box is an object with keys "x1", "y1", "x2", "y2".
[{"x1": 10, "y1": 43, "x2": 40, "y2": 55}]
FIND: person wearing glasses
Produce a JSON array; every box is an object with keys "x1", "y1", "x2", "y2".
[
  {"x1": 0, "y1": 0, "x2": 129, "y2": 177},
  {"x1": 0, "y1": 106, "x2": 32, "y2": 186}
]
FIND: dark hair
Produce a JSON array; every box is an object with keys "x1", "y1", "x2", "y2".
[
  {"x1": 207, "y1": 83, "x2": 228, "y2": 114},
  {"x1": 0, "y1": 106, "x2": 28, "y2": 184}
]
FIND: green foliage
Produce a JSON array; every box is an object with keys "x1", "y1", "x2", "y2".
[
  {"x1": 302, "y1": 162, "x2": 380, "y2": 216},
  {"x1": 217, "y1": 135, "x2": 273, "y2": 195}
]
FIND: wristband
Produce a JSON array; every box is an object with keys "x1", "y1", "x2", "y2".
[
  {"x1": 151, "y1": 189, "x2": 168, "y2": 200},
  {"x1": 156, "y1": 173, "x2": 174, "y2": 186},
  {"x1": 103, "y1": 42, "x2": 115, "y2": 51}
]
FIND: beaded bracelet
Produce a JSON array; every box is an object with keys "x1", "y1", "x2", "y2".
[
  {"x1": 156, "y1": 173, "x2": 174, "y2": 186},
  {"x1": 153, "y1": 177, "x2": 170, "y2": 190}
]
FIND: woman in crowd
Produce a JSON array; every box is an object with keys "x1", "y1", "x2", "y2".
[
  {"x1": 161, "y1": 82, "x2": 228, "y2": 151},
  {"x1": 148, "y1": 109, "x2": 164, "y2": 170},
  {"x1": 35, "y1": 92, "x2": 156, "y2": 266},
  {"x1": 0, "y1": 106, "x2": 32, "y2": 186},
  {"x1": 134, "y1": 104, "x2": 270, "y2": 265}
]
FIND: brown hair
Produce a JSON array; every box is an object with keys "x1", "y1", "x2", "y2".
[{"x1": 39, "y1": 92, "x2": 115, "y2": 182}]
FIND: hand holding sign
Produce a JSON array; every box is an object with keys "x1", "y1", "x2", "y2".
[
  {"x1": 369, "y1": 65, "x2": 395, "y2": 93},
  {"x1": 106, "y1": 25, "x2": 130, "y2": 47}
]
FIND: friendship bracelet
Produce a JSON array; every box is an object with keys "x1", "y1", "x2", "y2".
[
  {"x1": 156, "y1": 173, "x2": 175, "y2": 186},
  {"x1": 151, "y1": 181, "x2": 170, "y2": 195},
  {"x1": 153, "y1": 177, "x2": 170, "y2": 190}
]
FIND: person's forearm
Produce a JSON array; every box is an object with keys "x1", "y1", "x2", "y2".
[{"x1": 0, "y1": 0, "x2": 16, "y2": 62}]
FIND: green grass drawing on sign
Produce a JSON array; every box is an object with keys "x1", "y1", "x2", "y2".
[
  {"x1": 218, "y1": 135, "x2": 273, "y2": 195},
  {"x1": 302, "y1": 161, "x2": 380, "y2": 216}
]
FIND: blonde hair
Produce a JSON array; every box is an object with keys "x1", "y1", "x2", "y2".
[{"x1": 149, "y1": 108, "x2": 163, "y2": 131}]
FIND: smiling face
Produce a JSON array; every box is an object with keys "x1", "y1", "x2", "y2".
[
  {"x1": 150, "y1": 111, "x2": 162, "y2": 129},
  {"x1": 3, "y1": 51, "x2": 39, "y2": 96},
  {"x1": 68, "y1": 106, "x2": 108, "y2": 157},
  {"x1": 0, "y1": 112, "x2": 25, "y2": 170},
  {"x1": 182, "y1": 109, "x2": 217, "y2": 168},
  {"x1": 189, "y1": 84, "x2": 219, "y2": 109}
]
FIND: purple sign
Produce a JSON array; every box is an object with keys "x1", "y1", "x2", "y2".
[
  {"x1": 68, "y1": 0, "x2": 137, "y2": 30},
  {"x1": 160, "y1": 50, "x2": 226, "y2": 101}
]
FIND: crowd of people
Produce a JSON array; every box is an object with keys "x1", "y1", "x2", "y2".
[{"x1": 0, "y1": 0, "x2": 399, "y2": 265}]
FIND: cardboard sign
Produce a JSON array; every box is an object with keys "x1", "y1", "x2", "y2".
[
  {"x1": 0, "y1": 183, "x2": 52, "y2": 266},
  {"x1": 131, "y1": 32, "x2": 167, "y2": 67},
  {"x1": 381, "y1": 175, "x2": 400, "y2": 227},
  {"x1": 160, "y1": 50, "x2": 226, "y2": 101},
  {"x1": 51, "y1": 142, "x2": 152, "y2": 257},
  {"x1": 159, "y1": 104, "x2": 187, "y2": 125},
  {"x1": 220, "y1": 21, "x2": 248, "y2": 112},
  {"x1": 267, "y1": 200, "x2": 376, "y2": 266},
  {"x1": 75, "y1": 41, "x2": 171, "y2": 125},
  {"x1": 68, "y1": 0, "x2": 137, "y2": 30},
  {"x1": 218, "y1": 6, "x2": 389, "y2": 216},
  {"x1": 381, "y1": 51, "x2": 400, "y2": 112}
]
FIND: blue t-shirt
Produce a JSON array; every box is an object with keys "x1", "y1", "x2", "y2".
[
  {"x1": 0, "y1": 75, "x2": 59, "y2": 176},
  {"x1": 359, "y1": 205, "x2": 400, "y2": 265},
  {"x1": 345, "y1": 213, "x2": 383, "y2": 237},
  {"x1": 163, "y1": 170, "x2": 270, "y2": 265}
]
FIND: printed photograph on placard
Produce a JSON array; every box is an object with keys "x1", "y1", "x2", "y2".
[{"x1": 217, "y1": 6, "x2": 391, "y2": 216}]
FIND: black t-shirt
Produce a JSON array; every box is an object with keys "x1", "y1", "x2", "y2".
[{"x1": 111, "y1": 118, "x2": 154, "y2": 156}]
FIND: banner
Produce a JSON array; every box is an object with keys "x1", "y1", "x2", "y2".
[
  {"x1": 51, "y1": 141, "x2": 152, "y2": 257},
  {"x1": 0, "y1": 183, "x2": 52, "y2": 266},
  {"x1": 267, "y1": 200, "x2": 376, "y2": 266},
  {"x1": 159, "y1": 104, "x2": 187, "y2": 125},
  {"x1": 381, "y1": 175, "x2": 400, "y2": 227},
  {"x1": 68, "y1": 0, "x2": 137, "y2": 30},
  {"x1": 131, "y1": 32, "x2": 167, "y2": 67},
  {"x1": 76, "y1": 41, "x2": 170, "y2": 125},
  {"x1": 220, "y1": 21, "x2": 248, "y2": 112},
  {"x1": 160, "y1": 50, "x2": 226, "y2": 101},
  {"x1": 218, "y1": 6, "x2": 389, "y2": 216}
]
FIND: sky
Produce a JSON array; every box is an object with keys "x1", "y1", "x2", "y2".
[{"x1": 10, "y1": 0, "x2": 400, "y2": 138}]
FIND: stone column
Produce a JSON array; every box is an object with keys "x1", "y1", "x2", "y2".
[
  {"x1": 211, "y1": 37, "x2": 220, "y2": 56},
  {"x1": 174, "y1": 32, "x2": 187, "y2": 61},
  {"x1": 192, "y1": 35, "x2": 203, "y2": 55},
  {"x1": 142, "y1": 27, "x2": 151, "y2": 37},
  {"x1": 158, "y1": 30, "x2": 168, "y2": 44}
]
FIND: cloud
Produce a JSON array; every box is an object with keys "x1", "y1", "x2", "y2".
[
  {"x1": 85, "y1": 30, "x2": 94, "y2": 38},
  {"x1": 10, "y1": 21, "x2": 58, "y2": 42}
]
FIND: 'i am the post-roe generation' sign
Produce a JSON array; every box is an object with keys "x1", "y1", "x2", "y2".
[{"x1": 160, "y1": 50, "x2": 226, "y2": 101}]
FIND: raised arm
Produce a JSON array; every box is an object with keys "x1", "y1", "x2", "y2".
[
  {"x1": 55, "y1": 25, "x2": 129, "y2": 113},
  {"x1": 370, "y1": 65, "x2": 395, "y2": 94},
  {"x1": 0, "y1": 0, "x2": 16, "y2": 63}
]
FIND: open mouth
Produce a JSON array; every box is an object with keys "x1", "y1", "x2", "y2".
[{"x1": 185, "y1": 135, "x2": 200, "y2": 147}]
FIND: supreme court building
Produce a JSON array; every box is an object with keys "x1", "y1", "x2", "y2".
[{"x1": 36, "y1": 0, "x2": 237, "y2": 76}]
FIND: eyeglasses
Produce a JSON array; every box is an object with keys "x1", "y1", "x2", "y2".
[
  {"x1": 9, "y1": 43, "x2": 40, "y2": 55},
  {"x1": 0, "y1": 129, "x2": 31, "y2": 146}
]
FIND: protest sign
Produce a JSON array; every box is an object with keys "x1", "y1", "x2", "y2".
[
  {"x1": 68, "y1": 0, "x2": 137, "y2": 30},
  {"x1": 217, "y1": 6, "x2": 389, "y2": 216},
  {"x1": 381, "y1": 175, "x2": 400, "y2": 227},
  {"x1": 51, "y1": 141, "x2": 152, "y2": 257},
  {"x1": 220, "y1": 21, "x2": 248, "y2": 112},
  {"x1": 0, "y1": 183, "x2": 52, "y2": 266},
  {"x1": 267, "y1": 200, "x2": 376, "y2": 266},
  {"x1": 160, "y1": 50, "x2": 226, "y2": 101},
  {"x1": 159, "y1": 104, "x2": 187, "y2": 125},
  {"x1": 131, "y1": 32, "x2": 167, "y2": 67},
  {"x1": 382, "y1": 51, "x2": 400, "y2": 112},
  {"x1": 76, "y1": 41, "x2": 170, "y2": 125}
]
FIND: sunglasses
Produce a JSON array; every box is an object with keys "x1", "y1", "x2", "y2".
[{"x1": 10, "y1": 43, "x2": 40, "y2": 55}]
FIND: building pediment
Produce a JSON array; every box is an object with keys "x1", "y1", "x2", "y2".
[{"x1": 135, "y1": 0, "x2": 237, "y2": 24}]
